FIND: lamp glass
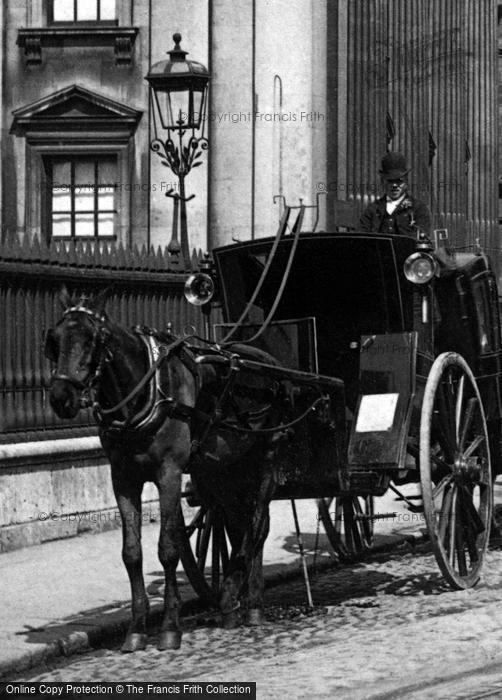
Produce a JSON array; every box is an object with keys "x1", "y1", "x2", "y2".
[
  {"x1": 192, "y1": 88, "x2": 205, "y2": 129},
  {"x1": 152, "y1": 86, "x2": 190, "y2": 130}
]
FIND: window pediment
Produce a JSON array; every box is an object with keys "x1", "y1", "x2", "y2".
[{"x1": 11, "y1": 85, "x2": 142, "y2": 137}]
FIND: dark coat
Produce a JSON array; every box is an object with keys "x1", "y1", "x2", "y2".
[{"x1": 359, "y1": 195, "x2": 432, "y2": 237}]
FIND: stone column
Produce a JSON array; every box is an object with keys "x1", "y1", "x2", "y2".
[{"x1": 208, "y1": 0, "x2": 255, "y2": 248}]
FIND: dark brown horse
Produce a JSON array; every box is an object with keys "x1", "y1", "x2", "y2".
[{"x1": 44, "y1": 289, "x2": 283, "y2": 652}]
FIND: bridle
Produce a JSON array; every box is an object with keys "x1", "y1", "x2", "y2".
[
  {"x1": 51, "y1": 304, "x2": 111, "y2": 410},
  {"x1": 51, "y1": 304, "x2": 188, "y2": 421}
]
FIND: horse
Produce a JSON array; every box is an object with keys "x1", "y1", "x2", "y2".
[{"x1": 44, "y1": 288, "x2": 286, "y2": 652}]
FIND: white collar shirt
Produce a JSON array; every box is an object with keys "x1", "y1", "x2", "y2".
[{"x1": 385, "y1": 194, "x2": 406, "y2": 215}]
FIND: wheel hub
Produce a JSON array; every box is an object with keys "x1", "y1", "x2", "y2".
[{"x1": 453, "y1": 453, "x2": 483, "y2": 482}]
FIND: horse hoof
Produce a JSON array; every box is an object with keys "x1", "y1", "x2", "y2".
[
  {"x1": 121, "y1": 633, "x2": 148, "y2": 653},
  {"x1": 157, "y1": 630, "x2": 182, "y2": 651},
  {"x1": 245, "y1": 608, "x2": 264, "y2": 626},
  {"x1": 222, "y1": 610, "x2": 241, "y2": 629}
]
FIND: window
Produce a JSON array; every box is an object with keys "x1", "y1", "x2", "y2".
[
  {"x1": 46, "y1": 156, "x2": 117, "y2": 239},
  {"x1": 12, "y1": 86, "x2": 142, "y2": 246},
  {"x1": 50, "y1": 0, "x2": 116, "y2": 23}
]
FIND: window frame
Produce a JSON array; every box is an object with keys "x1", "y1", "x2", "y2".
[
  {"x1": 25, "y1": 142, "x2": 130, "y2": 247},
  {"x1": 47, "y1": 0, "x2": 119, "y2": 25},
  {"x1": 44, "y1": 155, "x2": 118, "y2": 241}
]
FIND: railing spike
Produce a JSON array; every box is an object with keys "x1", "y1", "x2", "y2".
[
  {"x1": 117, "y1": 241, "x2": 127, "y2": 268},
  {"x1": 67, "y1": 240, "x2": 78, "y2": 266},
  {"x1": 39, "y1": 235, "x2": 50, "y2": 262}
]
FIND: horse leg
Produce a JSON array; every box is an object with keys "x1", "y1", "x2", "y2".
[
  {"x1": 219, "y1": 513, "x2": 246, "y2": 629},
  {"x1": 156, "y1": 458, "x2": 183, "y2": 651},
  {"x1": 245, "y1": 533, "x2": 267, "y2": 625},
  {"x1": 112, "y1": 470, "x2": 149, "y2": 653},
  {"x1": 220, "y1": 462, "x2": 275, "y2": 628},
  {"x1": 242, "y1": 456, "x2": 278, "y2": 625}
]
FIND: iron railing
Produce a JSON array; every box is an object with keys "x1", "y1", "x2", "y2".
[{"x1": 0, "y1": 235, "x2": 208, "y2": 443}]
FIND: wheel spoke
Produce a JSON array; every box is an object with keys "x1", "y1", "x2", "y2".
[
  {"x1": 430, "y1": 450, "x2": 452, "y2": 472},
  {"x1": 432, "y1": 473, "x2": 453, "y2": 500},
  {"x1": 437, "y1": 375, "x2": 457, "y2": 456},
  {"x1": 455, "y1": 495, "x2": 468, "y2": 577},
  {"x1": 353, "y1": 499, "x2": 367, "y2": 549},
  {"x1": 459, "y1": 397, "x2": 477, "y2": 452},
  {"x1": 343, "y1": 500, "x2": 357, "y2": 553},
  {"x1": 459, "y1": 488, "x2": 480, "y2": 564},
  {"x1": 361, "y1": 498, "x2": 374, "y2": 545},
  {"x1": 438, "y1": 484, "x2": 454, "y2": 544},
  {"x1": 463, "y1": 434, "x2": 485, "y2": 459},
  {"x1": 448, "y1": 487, "x2": 458, "y2": 567},
  {"x1": 459, "y1": 484, "x2": 485, "y2": 536},
  {"x1": 211, "y1": 511, "x2": 222, "y2": 590},
  {"x1": 433, "y1": 404, "x2": 456, "y2": 462},
  {"x1": 219, "y1": 517, "x2": 230, "y2": 572},
  {"x1": 334, "y1": 499, "x2": 343, "y2": 539},
  {"x1": 455, "y1": 374, "x2": 465, "y2": 444},
  {"x1": 185, "y1": 507, "x2": 205, "y2": 537}
]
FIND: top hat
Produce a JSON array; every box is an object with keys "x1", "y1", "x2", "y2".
[{"x1": 379, "y1": 152, "x2": 410, "y2": 180}]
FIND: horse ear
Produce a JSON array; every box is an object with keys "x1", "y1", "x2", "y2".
[
  {"x1": 59, "y1": 285, "x2": 72, "y2": 310},
  {"x1": 43, "y1": 328, "x2": 59, "y2": 363},
  {"x1": 93, "y1": 287, "x2": 110, "y2": 315}
]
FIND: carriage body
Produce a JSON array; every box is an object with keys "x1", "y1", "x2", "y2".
[
  {"x1": 211, "y1": 231, "x2": 502, "y2": 503},
  {"x1": 45, "y1": 228, "x2": 502, "y2": 622}
]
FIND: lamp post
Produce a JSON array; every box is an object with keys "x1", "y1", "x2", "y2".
[{"x1": 146, "y1": 33, "x2": 210, "y2": 264}]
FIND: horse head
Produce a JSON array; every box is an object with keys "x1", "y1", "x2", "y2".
[{"x1": 45, "y1": 287, "x2": 109, "y2": 419}]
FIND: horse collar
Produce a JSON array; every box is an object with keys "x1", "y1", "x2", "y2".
[{"x1": 96, "y1": 329, "x2": 188, "y2": 435}]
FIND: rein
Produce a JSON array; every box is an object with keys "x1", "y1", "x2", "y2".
[
  {"x1": 220, "y1": 394, "x2": 329, "y2": 434},
  {"x1": 53, "y1": 305, "x2": 329, "y2": 442},
  {"x1": 54, "y1": 304, "x2": 189, "y2": 424},
  {"x1": 97, "y1": 335, "x2": 186, "y2": 418}
]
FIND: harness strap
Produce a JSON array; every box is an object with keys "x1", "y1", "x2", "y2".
[
  {"x1": 99, "y1": 335, "x2": 187, "y2": 417},
  {"x1": 189, "y1": 355, "x2": 241, "y2": 458},
  {"x1": 220, "y1": 395, "x2": 329, "y2": 434}
]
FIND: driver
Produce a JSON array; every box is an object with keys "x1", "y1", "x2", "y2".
[{"x1": 359, "y1": 152, "x2": 432, "y2": 237}]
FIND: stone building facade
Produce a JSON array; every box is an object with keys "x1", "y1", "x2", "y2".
[{"x1": 1, "y1": 0, "x2": 499, "y2": 259}]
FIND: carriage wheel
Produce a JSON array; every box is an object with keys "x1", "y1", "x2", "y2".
[
  {"x1": 420, "y1": 352, "x2": 492, "y2": 589},
  {"x1": 317, "y1": 495, "x2": 374, "y2": 561},
  {"x1": 178, "y1": 486, "x2": 232, "y2": 605}
]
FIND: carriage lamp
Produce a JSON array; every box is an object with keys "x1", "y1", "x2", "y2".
[
  {"x1": 184, "y1": 272, "x2": 215, "y2": 306},
  {"x1": 146, "y1": 34, "x2": 210, "y2": 264},
  {"x1": 403, "y1": 252, "x2": 438, "y2": 285},
  {"x1": 404, "y1": 251, "x2": 438, "y2": 325},
  {"x1": 184, "y1": 251, "x2": 217, "y2": 307}
]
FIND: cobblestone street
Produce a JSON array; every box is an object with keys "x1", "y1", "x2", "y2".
[{"x1": 16, "y1": 540, "x2": 502, "y2": 699}]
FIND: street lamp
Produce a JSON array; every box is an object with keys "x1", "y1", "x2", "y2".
[{"x1": 146, "y1": 33, "x2": 210, "y2": 264}]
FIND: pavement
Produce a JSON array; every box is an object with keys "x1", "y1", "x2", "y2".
[{"x1": 0, "y1": 494, "x2": 428, "y2": 680}]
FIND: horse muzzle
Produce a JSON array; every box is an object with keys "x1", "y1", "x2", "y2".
[{"x1": 49, "y1": 375, "x2": 87, "y2": 419}]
